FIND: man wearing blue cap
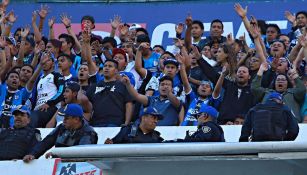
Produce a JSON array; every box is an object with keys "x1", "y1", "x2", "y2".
[
  {"x1": 105, "y1": 106, "x2": 164, "y2": 144},
  {"x1": 182, "y1": 104, "x2": 225, "y2": 142},
  {"x1": 23, "y1": 104, "x2": 97, "y2": 162},
  {"x1": 240, "y1": 91, "x2": 299, "y2": 142},
  {"x1": 0, "y1": 105, "x2": 41, "y2": 160}
]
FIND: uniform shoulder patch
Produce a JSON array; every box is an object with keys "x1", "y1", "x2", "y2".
[{"x1": 202, "y1": 126, "x2": 211, "y2": 133}]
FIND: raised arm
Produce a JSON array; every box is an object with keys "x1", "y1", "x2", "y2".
[
  {"x1": 48, "y1": 17, "x2": 55, "y2": 40},
  {"x1": 60, "y1": 14, "x2": 82, "y2": 54},
  {"x1": 249, "y1": 23, "x2": 266, "y2": 64},
  {"x1": 110, "y1": 15, "x2": 121, "y2": 38},
  {"x1": 212, "y1": 65, "x2": 227, "y2": 98},
  {"x1": 184, "y1": 14, "x2": 193, "y2": 52},
  {"x1": 16, "y1": 26, "x2": 30, "y2": 67},
  {"x1": 234, "y1": 3, "x2": 251, "y2": 32},
  {"x1": 31, "y1": 11, "x2": 42, "y2": 43},
  {"x1": 37, "y1": 4, "x2": 49, "y2": 33},
  {"x1": 176, "y1": 53, "x2": 191, "y2": 94},
  {"x1": 251, "y1": 62, "x2": 268, "y2": 102},
  {"x1": 2, "y1": 11, "x2": 17, "y2": 37},
  {"x1": 135, "y1": 42, "x2": 149, "y2": 79},
  {"x1": 122, "y1": 75, "x2": 148, "y2": 106},
  {"x1": 26, "y1": 63, "x2": 42, "y2": 91},
  {"x1": 81, "y1": 30, "x2": 97, "y2": 75}
]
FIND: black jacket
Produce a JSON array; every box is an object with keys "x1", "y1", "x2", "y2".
[
  {"x1": 0, "y1": 126, "x2": 41, "y2": 160},
  {"x1": 112, "y1": 123, "x2": 164, "y2": 144},
  {"x1": 239, "y1": 101, "x2": 299, "y2": 142},
  {"x1": 30, "y1": 120, "x2": 97, "y2": 158}
]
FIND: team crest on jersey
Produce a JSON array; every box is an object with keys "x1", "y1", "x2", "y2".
[
  {"x1": 202, "y1": 126, "x2": 211, "y2": 133},
  {"x1": 95, "y1": 86, "x2": 105, "y2": 94},
  {"x1": 14, "y1": 95, "x2": 19, "y2": 100}
]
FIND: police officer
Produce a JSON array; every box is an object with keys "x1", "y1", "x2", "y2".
[
  {"x1": 239, "y1": 92, "x2": 299, "y2": 142},
  {"x1": 104, "y1": 107, "x2": 164, "y2": 144},
  {"x1": 0, "y1": 105, "x2": 41, "y2": 160},
  {"x1": 182, "y1": 104, "x2": 225, "y2": 142},
  {"x1": 23, "y1": 104, "x2": 98, "y2": 162}
]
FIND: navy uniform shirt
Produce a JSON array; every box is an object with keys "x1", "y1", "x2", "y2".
[
  {"x1": 112, "y1": 124, "x2": 164, "y2": 144},
  {"x1": 183, "y1": 121, "x2": 225, "y2": 142}
]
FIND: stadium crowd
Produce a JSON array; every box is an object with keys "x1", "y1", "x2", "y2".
[{"x1": 0, "y1": 0, "x2": 305, "y2": 160}]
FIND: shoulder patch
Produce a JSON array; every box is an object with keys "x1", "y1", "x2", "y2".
[{"x1": 202, "y1": 126, "x2": 211, "y2": 134}]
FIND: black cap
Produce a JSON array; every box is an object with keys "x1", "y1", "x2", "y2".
[{"x1": 81, "y1": 15, "x2": 95, "y2": 24}]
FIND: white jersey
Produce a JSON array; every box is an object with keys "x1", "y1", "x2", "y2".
[{"x1": 34, "y1": 72, "x2": 65, "y2": 110}]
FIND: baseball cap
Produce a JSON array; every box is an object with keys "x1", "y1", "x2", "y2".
[
  {"x1": 66, "y1": 81, "x2": 81, "y2": 92},
  {"x1": 163, "y1": 58, "x2": 179, "y2": 68},
  {"x1": 194, "y1": 104, "x2": 218, "y2": 119},
  {"x1": 58, "y1": 104, "x2": 83, "y2": 118},
  {"x1": 6, "y1": 36, "x2": 16, "y2": 46},
  {"x1": 129, "y1": 23, "x2": 141, "y2": 31},
  {"x1": 112, "y1": 48, "x2": 127, "y2": 61},
  {"x1": 140, "y1": 107, "x2": 164, "y2": 120},
  {"x1": 267, "y1": 91, "x2": 282, "y2": 101},
  {"x1": 12, "y1": 105, "x2": 30, "y2": 116}
]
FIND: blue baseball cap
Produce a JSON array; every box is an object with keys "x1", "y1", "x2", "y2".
[
  {"x1": 194, "y1": 104, "x2": 218, "y2": 119},
  {"x1": 140, "y1": 107, "x2": 164, "y2": 120},
  {"x1": 163, "y1": 58, "x2": 179, "y2": 68},
  {"x1": 58, "y1": 104, "x2": 83, "y2": 118},
  {"x1": 12, "y1": 105, "x2": 31, "y2": 116},
  {"x1": 267, "y1": 91, "x2": 282, "y2": 101}
]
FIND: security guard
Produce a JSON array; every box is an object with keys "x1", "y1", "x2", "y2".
[
  {"x1": 182, "y1": 104, "x2": 225, "y2": 142},
  {"x1": 105, "y1": 107, "x2": 164, "y2": 144},
  {"x1": 240, "y1": 92, "x2": 299, "y2": 142},
  {"x1": 0, "y1": 105, "x2": 41, "y2": 160},
  {"x1": 23, "y1": 104, "x2": 98, "y2": 162}
]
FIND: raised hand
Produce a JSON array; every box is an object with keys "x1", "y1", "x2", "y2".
[
  {"x1": 91, "y1": 40, "x2": 102, "y2": 54},
  {"x1": 20, "y1": 25, "x2": 30, "y2": 38},
  {"x1": 2, "y1": 0, "x2": 9, "y2": 7},
  {"x1": 175, "y1": 53, "x2": 184, "y2": 65},
  {"x1": 226, "y1": 33, "x2": 234, "y2": 44},
  {"x1": 287, "y1": 68, "x2": 299, "y2": 80},
  {"x1": 249, "y1": 23, "x2": 260, "y2": 39},
  {"x1": 234, "y1": 3, "x2": 247, "y2": 18},
  {"x1": 31, "y1": 11, "x2": 37, "y2": 24},
  {"x1": 0, "y1": 36, "x2": 6, "y2": 48},
  {"x1": 137, "y1": 42, "x2": 150, "y2": 52},
  {"x1": 6, "y1": 10, "x2": 17, "y2": 23},
  {"x1": 81, "y1": 30, "x2": 91, "y2": 44},
  {"x1": 299, "y1": 34, "x2": 307, "y2": 48},
  {"x1": 60, "y1": 13, "x2": 71, "y2": 27},
  {"x1": 221, "y1": 64, "x2": 229, "y2": 76},
  {"x1": 175, "y1": 23, "x2": 184, "y2": 35},
  {"x1": 118, "y1": 24, "x2": 128, "y2": 36},
  {"x1": 38, "y1": 4, "x2": 49, "y2": 19},
  {"x1": 259, "y1": 62, "x2": 269, "y2": 72},
  {"x1": 121, "y1": 75, "x2": 131, "y2": 86},
  {"x1": 250, "y1": 15, "x2": 258, "y2": 26},
  {"x1": 185, "y1": 13, "x2": 193, "y2": 27},
  {"x1": 48, "y1": 17, "x2": 55, "y2": 28},
  {"x1": 284, "y1": 11, "x2": 296, "y2": 24},
  {"x1": 174, "y1": 38, "x2": 183, "y2": 48},
  {"x1": 191, "y1": 45, "x2": 201, "y2": 60},
  {"x1": 110, "y1": 15, "x2": 121, "y2": 30}
]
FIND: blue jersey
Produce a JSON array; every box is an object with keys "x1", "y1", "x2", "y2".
[
  {"x1": 181, "y1": 91, "x2": 222, "y2": 126},
  {"x1": 143, "y1": 52, "x2": 160, "y2": 73},
  {"x1": 0, "y1": 84, "x2": 31, "y2": 127}
]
